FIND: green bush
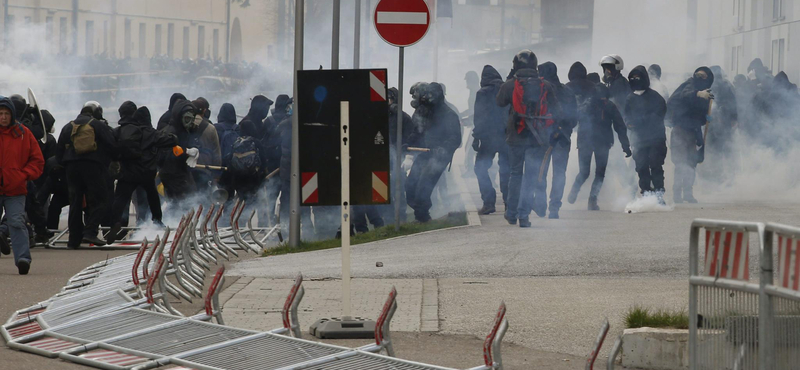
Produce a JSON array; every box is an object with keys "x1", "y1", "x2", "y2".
[{"x1": 625, "y1": 305, "x2": 689, "y2": 329}]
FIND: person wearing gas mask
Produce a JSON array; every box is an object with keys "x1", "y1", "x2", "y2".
[
  {"x1": 667, "y1": 67, "x2": 715, "y2": 203},
  {"x1": 700, "y1": 66, "x2": 738, "y2": 184},
  {"x1": 405, "y1": 82, "x2": 462, "y2": 223},
  {"x1": 55, "y1": 102, "x2": 119, "y2": 248},
  {"x1": 159, "y1": 100, "x2": 204, "y2": 203},
  {"x1": 185, "y1": 97, "x2": 221, "y2": 194},
  {"x1": 624, "y1": 66, "x2": 668, "y2": 204},
  {"x1": 381, "y1": 87, "x2": 413, "y2": 224},
  {"x1": 538, "y1": 61, "x2": 576, "y2": 219},
  {"x1": 496, "y1": 50, "x2": 562, "y2": 227},
  {"x1": 600, "y1": 55, "x2": 631, "y2": 112},
  {"x1": 472, "y1": 65, "x2": 510, "y2": 215}
]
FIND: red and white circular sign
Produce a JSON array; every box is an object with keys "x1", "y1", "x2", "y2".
[{"x1": 373, "y1": 0, "x2": 431, "y2": 47}]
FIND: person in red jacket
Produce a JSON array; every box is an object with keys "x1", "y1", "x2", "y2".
[{"x1": 0, "y1": 97, "x2": 44, "y2": 275}]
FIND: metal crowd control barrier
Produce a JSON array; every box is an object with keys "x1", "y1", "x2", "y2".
[{"x1": 689, "y1": 219, "x2": 800, "y2": 370}]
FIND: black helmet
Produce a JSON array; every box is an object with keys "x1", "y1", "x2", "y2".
[{"x1": 512, "y1": 50, "x2": 538, "y2": 71}]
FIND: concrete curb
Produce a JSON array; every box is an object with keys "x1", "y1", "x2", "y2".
[{"x1": 622, "y1": 327, "x2": 689, "y2": 370}]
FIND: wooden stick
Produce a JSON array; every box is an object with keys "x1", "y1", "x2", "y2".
[
  {"x1": 195, "y1": 164, "x2": 228, "y2": 171},
  {"x1": 407, "y1": 147, "x2": 431, "y2": 152},
  {"x1": 265, "y1": 168, "x2": 280, "y2": 180}
]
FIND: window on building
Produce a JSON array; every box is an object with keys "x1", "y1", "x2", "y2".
[
  {"x1": 85, "y1": 21, "x2": 94, "y2": 56},
  {"x1": 773, "y1": 0, "x2": 784, "y2": 20},
  {"x1": 198, "y1": 25, "x2": 205, "y2": 59},
  {"x1": 103, "y1": 21, "x2": 108, "y2": 54},
  {"x1": 167, "y1": 23, "x2": 175, "y2": 58},
  {"x1": 183, "y1": 26, "x2": 190, "y2": 59},
  {"x1": 155, "y1": 24, "x2": 163, "y2": 56},
  {"x1": 59, "y1": 17, "x2": 68, "y2": 54},
  {"x1": 772, "y1": 38, "x2": 785, "y2": 73},
  {"x1": 139, "y1": 23, "x2": 146, "y2": 58},
  {"x1": 213, "y1": 29, "x2": 219, "y2": 61},
  {"x1": 46, "y1": 17, "x2": 54, "y2": 49},
  {"x1": 124, "y1": 19, "x2": 132, "y2": 58},
  {"x1": 733, "y1": 0, "x2": 745, "y2": 29}
]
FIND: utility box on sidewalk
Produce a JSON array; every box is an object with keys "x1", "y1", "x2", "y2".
[{"x1": 309, "y1": 316, "x2": 376, "y2": 339}]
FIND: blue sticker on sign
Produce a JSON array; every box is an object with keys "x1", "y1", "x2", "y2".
[{"x1": 314, "y1": 86, "x2": 328, "y2": 103}]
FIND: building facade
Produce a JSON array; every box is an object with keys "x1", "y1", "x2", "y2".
[
  {"x1": 1, "y1": 0, "x2": 277, "y2": 64},
  {"x1": 699, "y1": 0, "x2": 800, "y2": 81}
]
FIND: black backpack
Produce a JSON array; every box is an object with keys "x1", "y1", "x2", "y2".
[{"x1": 230, "y1": 136, "x2": 261, "y2": 175}]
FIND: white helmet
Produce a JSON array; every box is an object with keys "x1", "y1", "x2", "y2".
[{"x1": 599, "y1": 54, "x2": 624, "y2": 71}]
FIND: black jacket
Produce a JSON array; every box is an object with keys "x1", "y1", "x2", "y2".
[
  {"x1": 408, "y1": 99, "x2": 462, "y2": 160},
  {"x1": 605, "y1": 71, "x2": 631, "y2": 113},
  {"x1": 115, "y1": 107, "x2": 177, "y2": 180},
  {"x1": 539, "y1": 61, "x2": 577, "y2": 139},
  {"x1": 262, "y1": 110, "x2": 288, "y2": 171},
  {"x1": 667, "y1": 67, "x2": 714, "y2": 132},
  {"x1": 568, "y1": 62, "x2": 628, "y2": 150},
  {"x1": 157, "y1": 93, "x2": 187, "y2": 130},
  {"x1": 159, "y1": 100, "x2": 197, "y2": 183},
  {"x1": 472, "y1": 65, "x2": 508, "y2": 145},
  {"x1": 624, "y1": 66, "x2": 667, "y2": 147},
  {"x1": 56, "y1": 112, "x2": 118, "y2": 166},
  {"x1": 496, "y1": 68, "x2": 562, "y2": 147}
]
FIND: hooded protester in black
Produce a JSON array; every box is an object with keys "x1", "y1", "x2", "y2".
[
  {"x1": 214, "y1": 102, "x2": 239, "y2": 168},
  {"x1": 538, "y1": 61, "x2": 576, "y2": 218},
  {"x1": 704, "y1": 66, "x2": 738, "y2": 171},
  {"x1": 624, "y1": 65, "x2": 668, "y2": 197},
  {"x1": 405, "y1": 82, "x2": 462, "y2": 222},
  {"x1": 55, "y1": 105, "x2": 120, "y2": 247},
  {"x1": 472, "y1": 65, "x2": 510, "y2": 215},
  {"x1": 158, "y1": 100, "x2": 200, "y2": 200},
  {"x1": 106, "y1": 107, "x2": 179, "y2": 242},
  {"x1": 157, "y1": 93, "x2": 187, "y2": 130},
  {"x1": 495, "y1": 50, "x2": 562, "y2": 225},
  {"x1": 241, "y1": 95, "x2": 274, "y2": 140}
]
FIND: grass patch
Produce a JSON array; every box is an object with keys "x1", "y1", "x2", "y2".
[
  {"x1": 625, "y1": 305, "x2": 689, "y2": 330},
  {"x1": 263, "y1": 212, "x2": 468, "y2": 257}
]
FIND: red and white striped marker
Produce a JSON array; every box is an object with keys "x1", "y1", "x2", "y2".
[
  {"x1": 704, "y1": 229, "x2": 750, "y2": 281},
  {"x1": 778, "y1": 235, "x2": 800, "y2": 291},
  {"x1": 373, "y1": 0, "x2": 431, "y2": 48},
  {"x1": 301, "y1": 172, "x2": 319, "y2": 204},
  {"x1": 370, "y1": 70, "x2": 387, "y2": 102},
  {"x1": 372, "y1": 171, "x2": 389, "y2": 203}
]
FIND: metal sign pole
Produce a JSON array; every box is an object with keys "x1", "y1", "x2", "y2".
[
  {"x1": 289, "y1": 0, "x2": 304, "y2": 247},
  {"x1": 340, "y1": 101, "x2": 352, "y2": 318},
  {"x1": 354, "y1": 0, "x2": 361, "y2": 69},
  {"x1": 332, "y1": 0, "x2": 341, "y2": 69},
  {"x1": 394, "y1": 46, "x2": 404, "y2": 231}
]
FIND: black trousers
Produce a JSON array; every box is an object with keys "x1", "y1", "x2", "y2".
[
  {"x1": 632, "y1": 141, "x2": 668, "y2": 193},
  {"x1": 352, "y1": 206, "x2": 385, "y2": 233},
  {"x1": 571, "y1": 145, "x2": 611, "y2": 199},
  {"x1": 110, "y1": 173, "x2": 163, "y2": 227},
  {"x1": 66, "y1": 163, "x2": 111, "y2": 246},
  {"x1": 46, "y1": 192, "x2": 69, "y2": 230},
  {"x1": 405, "y1": 151, "x2": 450, "y2": 221}
]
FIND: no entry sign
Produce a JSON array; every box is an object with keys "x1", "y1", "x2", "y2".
[{"x1": 374, "y1": 0, "x2": 431, "y2": 47}]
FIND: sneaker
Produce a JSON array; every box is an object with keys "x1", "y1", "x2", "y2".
[
  {"x1": 518, "y1": 218, "x2": 531, "y2": 228},
  {"x1": 477, "y1": 205, "x2": 496, "y2": 215},
  {"x1": 504, "y1": 215, "x2": 517, "y2": 225},
  {"x1": 684, "y1": 194, "x2": 698, "y2": 204},
  {"x1": 153, "y1": 220, "x2": 166, "y2": 228},
  {"x1": 549, "y1": 209, "x2": 559, "y2": 219},
  {"x1": 17, "y1": 260, "x2": 30, "y2": 275},
  {"x1": 588, "y1": 196, "x2": 600, "y2": 211},
  {"x1": 83, "y1": 235, "x2": 107, "y2": 246},
  {"x1": 106, "y1": 223, "x2": 122, "y2": 244},
  {"x1": 0, "y1": 233, "x2": 10, "y2": 255},
  {"x1": 567, "y1": 188, "x2": 578, "y2": 204}
]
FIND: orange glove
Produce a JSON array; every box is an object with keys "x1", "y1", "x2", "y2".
[{"x1": 172, "y1": 146, "x2": 184, "y2": 156}]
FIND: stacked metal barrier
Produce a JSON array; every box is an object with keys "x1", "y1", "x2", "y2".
[
  {"x1": 689, "y1": 219, "x2": 800, "y2": 370},
  {"x1": 5, "y1": 202, "x2": 521, "y2": 370}
]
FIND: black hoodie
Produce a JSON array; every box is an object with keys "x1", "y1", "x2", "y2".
[
  {"x1": 667, "y1": 67, "x2": 714, "y2": 132},
  {"x1": 116, "y1": 107, "x2": 178, "y2": 180},
  {"x1": 56, "y1": 107, "x2": 118, "y2": 166},
  {"x1": 539, "y1": 61, "x2": 577, "y2": 138},
  {"x1": 624, "y1": 66, "x2": 667, "y2": 147},
  {"x1": 472, "y1": 65, "x2": 508, "y2": 144},
  {"x1": 157, "y1": 93, "x2": 187, "y2": 130}
]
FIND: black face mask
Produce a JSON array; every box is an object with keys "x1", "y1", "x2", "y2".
[
  {"x1": 629, "y1": 75, "x2": 647, "y2": 91},
  {"x1": 693, "y1": 77, "x2": 712, "y2": 90}
]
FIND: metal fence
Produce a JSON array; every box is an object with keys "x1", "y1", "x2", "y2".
[{"x1": 689, "y1": 219, "x2": 800, "y2": 370}]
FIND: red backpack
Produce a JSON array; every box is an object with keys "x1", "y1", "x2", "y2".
[{"x1": 511, "y1": 77, "x2": 554, "y2": 135}]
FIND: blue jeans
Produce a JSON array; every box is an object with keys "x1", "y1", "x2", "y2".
[
  {"x1": 0, "y1": 195, "x2": 32, "y2": 266},
  {"x1": 506, "y1": 146, "x2": 550, "y2": 221},
  {"x1": 474, "y1": 140, "x2": 510, "y2": 207}
]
